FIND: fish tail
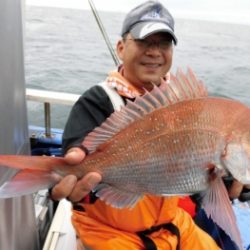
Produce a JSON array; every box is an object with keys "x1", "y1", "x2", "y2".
[
  {"x1": 202, "y1": 177, "x2": 243, "y2": 250},
  {"x1": 0, "y1": 155, "x2": 66, "y2": 198}
]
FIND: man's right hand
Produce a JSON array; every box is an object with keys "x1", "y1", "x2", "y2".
[{"x1": 51, "y1": 147, "x2": 102, "y2": 202}]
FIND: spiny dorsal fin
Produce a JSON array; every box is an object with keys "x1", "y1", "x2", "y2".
[
  {"x1": 161, "y1": 68, "x2": 208, "y2": 101},
  {"x1": 83, "y1": 68, "x2": 208, "y2": 153}
]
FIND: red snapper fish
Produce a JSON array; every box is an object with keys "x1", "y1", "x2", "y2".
[{"x1": 0, "y1": 68, "x2": 249, "y2": 250}]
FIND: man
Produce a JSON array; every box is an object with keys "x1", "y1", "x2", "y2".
[{"x1": 51, "y1": 1, "x2": 246, "y2": 249}]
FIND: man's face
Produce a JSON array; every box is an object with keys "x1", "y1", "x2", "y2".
[{"x1": 116, "y1": 32, "x2": 173, "y2": 90}]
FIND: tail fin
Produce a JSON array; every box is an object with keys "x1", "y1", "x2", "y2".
[{"x1": 0, "y1": 155, "x2": 66, "y2": 198}]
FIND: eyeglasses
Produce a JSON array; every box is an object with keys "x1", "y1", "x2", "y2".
[{"x1": 125, "y1": 38, "x2": 173, "y2": 50}]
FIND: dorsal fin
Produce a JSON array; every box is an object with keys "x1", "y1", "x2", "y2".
[{"x1": 83, "y1": 68, "x2": 208, "y2": 153}]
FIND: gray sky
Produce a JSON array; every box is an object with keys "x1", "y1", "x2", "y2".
[{"x1": 26, "y1": 0, "x2": 250, "y2": 25}]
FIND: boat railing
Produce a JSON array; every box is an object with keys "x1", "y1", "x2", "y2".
[{"x1": 26, "y1": 88, "x2": 80, "y2": 138}]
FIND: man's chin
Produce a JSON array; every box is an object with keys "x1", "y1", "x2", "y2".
[
  {"x1": 139, "y1": 80, "x2": 160, "y2": 91},
  {"x1": 143, "y1": 77, "x2": 161, "y2": 86}
]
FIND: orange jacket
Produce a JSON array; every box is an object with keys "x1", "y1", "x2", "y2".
[{"x1": 72, "y1": 195, "x2": 220, "y2": 250}]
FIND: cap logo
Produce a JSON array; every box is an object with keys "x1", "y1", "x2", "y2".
[
  {"x1": 141, "y1": 8, "x2": 161, "y2": 21},
  {"x1": 138, "y1": 22, "x2": 171, "y2": 38}
]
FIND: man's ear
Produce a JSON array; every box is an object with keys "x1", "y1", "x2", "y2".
[{"x1": 116, "y1": 40, "x2": 125, "y2": 61}]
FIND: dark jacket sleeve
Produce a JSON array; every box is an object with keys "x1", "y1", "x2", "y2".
[{"x1": 62, "y1": 85, "x2": 114, "y2": 154}]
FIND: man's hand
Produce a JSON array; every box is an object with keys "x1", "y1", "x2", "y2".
[{"x1": 51, "y1": 147, "x2": 102, "y2": 202}]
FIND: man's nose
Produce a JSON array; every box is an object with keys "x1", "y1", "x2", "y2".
[{"x1": 145, "y1": 42, "x2": 161, "y2": 55}]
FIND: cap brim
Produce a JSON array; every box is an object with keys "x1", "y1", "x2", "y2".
[{"x1": 130, "y1": 21, "x2": 177, "y2": 45}]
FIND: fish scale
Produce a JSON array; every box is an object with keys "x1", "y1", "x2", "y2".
[{"x1": 79, "y1": 102, "x2": 223, "y2": 195}]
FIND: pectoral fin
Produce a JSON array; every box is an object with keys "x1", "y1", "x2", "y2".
[{"x1": 202, "y1": 177, "x2": 243, "y2": 250}]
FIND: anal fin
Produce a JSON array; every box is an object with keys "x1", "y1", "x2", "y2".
[{"x1": 93, "y1": 183, "x2": 143, "y2": 209}]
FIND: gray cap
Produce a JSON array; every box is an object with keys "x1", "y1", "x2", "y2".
[{"x1": 121, "y1": 0, "x2": 177, "y2": 45}]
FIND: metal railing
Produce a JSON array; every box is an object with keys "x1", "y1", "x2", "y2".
[{"x1": 26, "y1": 88, "x2": 80, "y2": 137}]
